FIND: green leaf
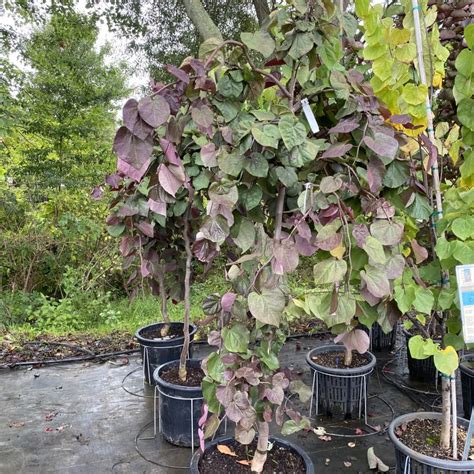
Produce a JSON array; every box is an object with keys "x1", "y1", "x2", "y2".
[
  {"x1": 465, "y1": 24, "x2": 474, "y2": 50},
  {"x1": 394, "y1": 43, "x2": 416, "y2": 63},
  {"x1": 361, "y1": 266, "x2": 391, "y2": 298},
  {"x1": 413, "y1": 288, "x2": 434, "y2": 314},
  {"x1": 455, "y1": 49, "x2": 474, "y2": 77},
  {"x1": 255, "y1": 340, "x2": 280, "y2": 370},
  {"x1": 434, "y1": 346, "x2": 459, "y2": 376},
  {"x1": 281, "y1": 417, "x2": 311, "y2": 435},
  {"x1": 222, "y1": 323, "x2": 250, "y2": 353},
  {"x1": 363, "y1": 236, "x2": 387, "y2": 264},
  {"x1": 402, "y1": 84, "x2": 427, "y2": 106},
  {"x1": 458, "y1": 98, "x2": 474, "y2": 131},
  {"x1": 370, "y1": 220, "x2": 404, "y2": 246},
  {"x1": 214, "y1": 100, "x2": 240, "y2": 122},
  {"x1": 202, "y1": 378, "x2": 220, "y2": 413},
  {"x1": 107, "y1": 224, "x2": 125, "y2": 237},
  {"x1": 453, "y1": 241, "x2": 474, "y2": 264},
  {"x1": 383, "y1": 160, "x2": 409, "y2": 188},
  {"x1": 217, "y1": 74, "x2": 243, "y2": 98},
  {"x1": 244, "y1": 152, "x2": 269, "y2": 177},
  {"x1": 241, "y1": 30, "x2": 275, "y2": 58},
  {"x1": 240, "y1": 185, "x2": 262, "y2": 211},
  {"x1": 251, "y1": 124, "x2": 280, "y2": 148},
  {"x1": 408, "y1": 335, "x2": 430, "y2": 360},
  {"x1": 443, "y1": 333, "x2": 465, "y2": 352},
  {"x1": 452, "y1": 216, "x2": 474, "y2": 240},
  {"x1": 234, "y1": 220, "x2": 255, "y2": 252},
  {"x1": 394, "y1": 284, "x2": 415, "y2": 314},
  {"x1": 438, "y1": 288, "x2": 455, "y2": 311},
  {"x1": 248, "y1": 288, "x2": 286, "y2": 326},
  {"x1": 206, "y1": 352, "x2": 225, "y2": 383},
  {"x1": 289, "y1": 32, "x2": 314, "y2": 59},
  {"x1": 407, "y1": 194, "x2": 432, "y2": 221},
  {"x1": 313, "y1": 259, "x2": 347, "y2": 285},
  {"x1": 218, "y1": 150, "x2": 245, "y2": 177},
  {"x1": 275, "y1": 166, "x2": 298, "y2": 187},
  {"x1": 279, "y1": 115, "x2": 307, "y2": 150}
]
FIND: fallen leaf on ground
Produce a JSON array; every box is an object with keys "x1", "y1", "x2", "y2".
[
  {"x1": 367, "y1": 447, "x2": 389, "y2": 472},
  {"x1": 348, "y1": 442, "x2": 356, "y2": 448},
  {"x1": 355, "y1": 427, "x2": 364, "y2": 435},
  {"x1": 237, "y1": 460, "x2": 251, "y2": 466},
  {"x1": 344, "y1": 461, "x2": 352, "y2": 468},
  {"x1": 318, "y1": 435, "x2": 332, "y2": 442},
  {"x1": 217, "y1": 445, "x2": 237, "y2": 457},
  {"x1": 325, "y1": 458, "x2": 330, "y2": 465},
  {"x1": 8, "y1": 421, "x2": 25, "y2": 428},
  {"x1": 44, "y1": 412, "x2": 58, "y2": 421},
  {"x1": 44, "y1": 427, "x2": 54, "y2": 432},
  {"x1": 313, "y1": 426, "x2": 326, "y2": 436}
]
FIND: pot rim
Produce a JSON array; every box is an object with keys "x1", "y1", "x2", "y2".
[
  {"x1": 388, "y1": 411, "x2": 474, "y2": 469},
  {"x1": 135, "y1": 322, "x2": 197, "y2": 345},
  {"x1": 153, "y1": 358, "x2": 203, "y2": 393},
  {"x1": 189, "y1": 435, "x2": 315, "y2": 473},
  {"x1": 306, "y1": 344, "x2": 376, "y2": 376}
]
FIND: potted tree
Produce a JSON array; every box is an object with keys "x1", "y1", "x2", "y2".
[
  {"x1": 355, "y1": 1, "x2": 474, "y2": 469},
  {"x1": 106, "y1": 57, "x2": 226, "y2": 445}
]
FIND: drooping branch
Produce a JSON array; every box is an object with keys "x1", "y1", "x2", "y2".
[{"x1": 181, "y1": 0, "x2": 223, "y2": 42}]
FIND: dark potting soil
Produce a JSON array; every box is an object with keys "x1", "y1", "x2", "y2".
[
  {"x1": 160, "y1": 366, "x2": 204, "y2": 387},
  {"x1": 396, "y1": 418, "x2": 473, "y2": 461},
  {"x1": 198, "y1": 439, "x2": 307, "y2": 474},
  {"x1": 140, "y1": 325, "x2": 183, "y2": 340},
  {"x1": 311, "y1": 350, "x2": 370, "y2": 369}
]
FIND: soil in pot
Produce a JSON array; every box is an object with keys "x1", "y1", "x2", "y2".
[
  {"x1": 395, "y1": 418, "x2": 473, "y2": 461},
  {"x1": 311, "y1": 350, "x2": 370, "y2": 369},
  {"x1": 198, "y1": 439, "x2": 306, "y2": 474},
  {"x1": 141, "y1": 325, "x2": 183, "y2": 340},
  {"x1": 160, "y1": 365, "x2": 204, "y2": 387}
]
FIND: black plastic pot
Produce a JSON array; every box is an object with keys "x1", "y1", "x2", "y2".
[
  {"x1": 403, "y1": 329, "x2": 438, "y2": 383},
  {"x1": 135, "y1": 322, "x2": 197, "y2": 384},
  {"x1": 388, "y1": 412, "x2": 474, "y2": 473},
  {"x1": 460, "y1": 354, "x2": 474, "y2": 419},
  {"x1": 153, "y1": 358, "x2": 204, "y2": 447},
  {"x1": 371, "y1": 322, "x2": 398, "y2": 351},
  {"x1": 189, "y1": 436, "x2": 315, "y2": 473},
  {"x1": 306, "y1": 345, "x2": 376, "y2": 418}
]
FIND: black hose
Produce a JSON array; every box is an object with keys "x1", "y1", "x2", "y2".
[{"x1": 0, "y1": 348, "x2": 139, "y2": 369}]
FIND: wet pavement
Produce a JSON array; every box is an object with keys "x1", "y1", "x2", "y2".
[{"x1": 0, "y1": 333, "x2": 456, "y2": 473}]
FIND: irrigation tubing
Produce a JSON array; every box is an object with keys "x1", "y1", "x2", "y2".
[
  {"x1": 0, "y1": 348, "x2": 139, "y2": 369},
  {"x1": 135, "y1": 420, "x2": 190, "y2": 470},
  {"x1": 0, "y1": 330, "x2": 329, "y2": 370}
]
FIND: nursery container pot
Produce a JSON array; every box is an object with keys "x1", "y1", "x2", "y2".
[
  {"x1": 403, "y1": 329, "x2": 438, "y2": 383},
  {"x1": 153, "y1": 358, "x2": 204, "y2": 447},
  {"x1": 136, "y1": 322, "x2": 197, "y2": 384},
  {"x1": 189, "y1": 436, "x2": 315, "y2": 473},
  {"x1": 388, "y1": 412, "x2": 474, "y2": 473},
  {"x1": 371, "y1": 322, "x2": 398, "y2": 352},
  {"x1": 460, "y1": 353, "x2": 474, "y2": 419},
  {"x1": 306, "y1": 344, "x2": 376, "y2": 418}
]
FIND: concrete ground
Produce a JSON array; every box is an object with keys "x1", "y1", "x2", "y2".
[{"x1": 0, "y1": 333, "x2": 451, "y2": 474}]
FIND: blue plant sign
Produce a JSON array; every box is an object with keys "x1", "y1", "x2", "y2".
[{"x1": 456, "y1": 265, "x2": 474, "y2": 344}]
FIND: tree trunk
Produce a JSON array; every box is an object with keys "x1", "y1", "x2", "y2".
[
  {"x1": 178, "y1": 206, "x2": 193, "y2": 382},
  {"x1": 157, "y1": 265, "x2": 170, "y2": 337},
  {"x1": 344, "y1": 347, "x2": 353, "y2": 366},
  {"x1": 251, "y1": 421, "x2": 269, "y2": 473},
  {"x1": 440, "y1": 377, "x2": 451, "y2": 450},
  {"x1": 252, "y1": 0, "x2": 270, "y2": 25},
  {"x1": 181, "y1": 0, "x2": 223, "y2": 41}
]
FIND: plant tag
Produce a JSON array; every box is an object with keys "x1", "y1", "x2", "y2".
[
  {"x1": 301, "y1": 98, "x2": 319, "y2": 134},
  {"x1": 456, "y1": 265, "x2": 474, "y2": 344}
]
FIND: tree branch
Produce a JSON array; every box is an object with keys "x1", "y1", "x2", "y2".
[{"x1": 181, "y1": 0, "x2": 223, "y2": 42}]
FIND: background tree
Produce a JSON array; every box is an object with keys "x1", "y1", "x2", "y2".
[{"x1": 1, "y1": 12, "x2": 128, "y2": 204}]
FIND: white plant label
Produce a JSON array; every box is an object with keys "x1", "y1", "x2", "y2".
[
  {"x1": 301, "y1": 98, "x2": 319, "y2": 134},
  {"x1": 456, "y1": 265, "x2": 474, "y2": 344}
]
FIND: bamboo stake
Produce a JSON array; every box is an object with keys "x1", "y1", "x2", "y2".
[{"x1": 410, "y1": 0, "x2": 457, "y2": 457}]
